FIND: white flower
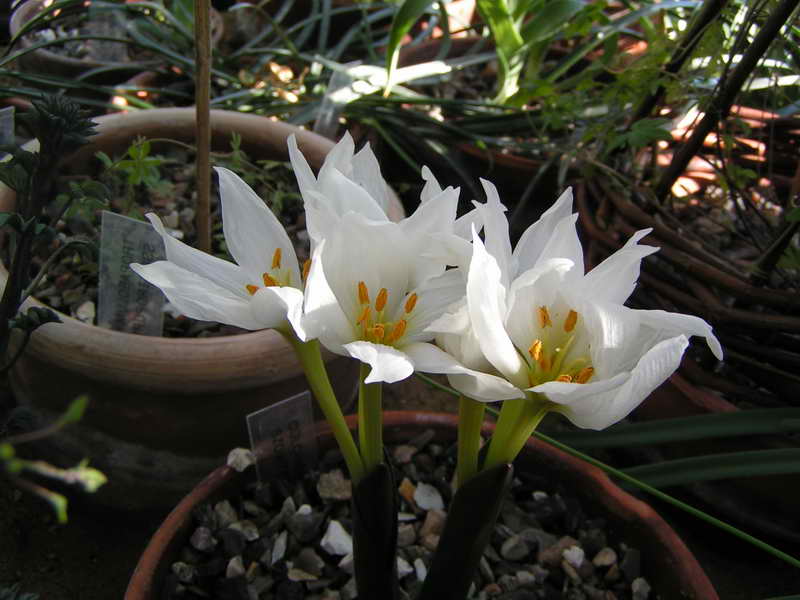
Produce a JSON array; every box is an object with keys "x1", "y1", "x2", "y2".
[
  {"x1": 430, "y1": 182, "x2": 723, "y2": 430},
  {"x1": 131, "y1": 167, "x2": 306, "y2": 335}
]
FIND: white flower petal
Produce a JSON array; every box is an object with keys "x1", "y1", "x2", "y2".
[
  {"x1": 638, "y1": 309, "x2": 723, "y2": 360},
  {"x1": 352, "y1": 141, "x2": 389, "y2": 213},
  {"x1": 474, "y1": 178, "x2": 513, "y2": 287},
  {"x1": 215, "y1": 166, "x2": 300, "y2": 283},
  {"x1": 403, "y1": 342, "x2": 524, "y2": 401},
  {"x1": 420, "y1": 166, "x2": 444, "y2": 203},
  {"x1": 581, "y1": 228, "x2": 658, "y2": 304},
  {"x1": 251, "y1": 285, "x2": 306, "y2": 335},
  {"x1": 317, "y1": 167, "x2": 387, "y2": 222},
  {"x1": 551, "y1": 336, "x2": 689, "y2": 430},
  {"x1": 513, "y1": 187, "x2": 573, "y2": 274},
  {"x1": 531, "y1": 213, "x2": 584, "y2": 281},
  {"x1": 131, "y1": 261, "x2": 263, "y2": 330},
  {"x1": 344, "y1": 341, "x2": 414, "y2": 383},
  {"x1": 467, "y1": 227, "x2": 526, "y2": 387},
  {"x1": 302, "y1": 240, "x2": 353, "y2": 351},
  {"x1": 403, "y1": 269, "x2": 466, "y2": 342},
  {"x1": 287, "y1": 133, "x2": 319, "y2": 200},
  {"x1": 143, "y1": 213, "x2": 249, "y2": 294}
]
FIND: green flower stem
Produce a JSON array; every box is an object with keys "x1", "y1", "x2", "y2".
[
  {"x1": 283, "y1": 333, "x2": 364, "y2": 484},
  {"x1": 498, "y1": 397, "x2": 550, "y2": 466},
  {"x1": 413, "y1": 373, "x2": 800, "y2": 571},
  {"x1": 358, "y1": 363, "x2": 384, "y2": 475},
  {"x1": 456, "y1": 396, "x2": 486, "y2": 489},
  {"x1": 483, "y1": 398, "x2": 526, "y2": 470}
]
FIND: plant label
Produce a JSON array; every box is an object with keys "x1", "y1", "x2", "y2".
[
  {"x1": 247, "y1": 390, "x2": 318, "y2": 483},
  {"x1": 97, "y1": 211, "x2": 165, "y2": 335},
  {"x1": 0, "y1": 107, "x2": 13, "y2": 161}
]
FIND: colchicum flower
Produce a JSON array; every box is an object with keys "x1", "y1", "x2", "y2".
[
  {"x1": 289, "y1": 134, "x2": 489, "y2": 385},
  {"x1": 131, "y1": 167, "x2": 306, "y2": 336},
  {"x1": 431, "y1": 181, "x2": 723, "y2": 432}
]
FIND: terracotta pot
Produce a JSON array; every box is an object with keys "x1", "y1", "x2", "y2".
[
  {"x1": 9, "y1": 0, "x2": 223, "y2": 86},
  {"x1": 125, "y1": 411, "x2": 718, "y2": 599},
  {"x1": 0, "y1": 108, "x2": 405, "y2": 511}
]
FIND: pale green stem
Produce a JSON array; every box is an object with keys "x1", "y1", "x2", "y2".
[
  {"x1": 358, "y1": 363, "x2": 384, "y2": 475},
  {"x1": 456, "y1": 395, "x2": 486, "y2": 489},
  {"x1": 483, "y1": 397, "x2": 526, "y2": 469},
  {"x1": 282, "y1": 333, "x2": 364, "y2": 484},
  {"x1": 484, "y1": 395, "x2": 550, "y2": 470}
]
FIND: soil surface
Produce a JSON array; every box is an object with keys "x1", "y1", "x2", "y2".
[{"x1": 2, "y1": 375, "x2": 800, "y2": 599}]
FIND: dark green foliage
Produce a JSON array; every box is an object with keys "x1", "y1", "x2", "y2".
[
  {"x1": 0, "y1": 584, "x2": 39, "y2": 600},
  {"x1": 17, "y1": 96, "x2": 96, "y2": 159}
]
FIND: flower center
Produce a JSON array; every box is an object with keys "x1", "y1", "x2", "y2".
[
  {"x1": 245, "y1": 247, "x2": 293, "y2": 295},
  {"x1": 354, "y1": 281, "x2": 417, "y2": 346},
  {"x1": 526, "y1": 306, "x2": 594, "y2": 386}
]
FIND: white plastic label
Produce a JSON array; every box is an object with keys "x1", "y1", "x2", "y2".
[{"x1": 97, "y1": 211, "x2": 165, "y2": 335}]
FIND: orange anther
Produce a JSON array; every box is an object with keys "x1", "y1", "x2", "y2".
[{"x1": 375, "y1": 288, "x2": 388, "y2": 312}]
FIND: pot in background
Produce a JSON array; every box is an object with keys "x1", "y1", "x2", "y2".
[{"x1": 0, "y1": 108, "x2": 404, "y2": 511}]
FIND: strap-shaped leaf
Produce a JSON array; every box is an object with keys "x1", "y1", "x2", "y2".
[
  {"x1": 520, "y1": 0, "x2": 584, "y2": 43},
  {"x1": 549, "y1": 408, "x2": 800, "y2": 448},
  {"x1": 384, "y1": 0, "x2": 439, "y2": 95},
  {"x1": 418, "y1": 463, "x2": 513, "y2": 600},
  {"x1": 351, "y1": 463, "x2": 400, "y2": 600},
  {"x1": 621, "y1": 448, "x2": 800, "y2": 488}
]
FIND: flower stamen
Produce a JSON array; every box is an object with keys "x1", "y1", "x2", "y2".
[
  {"x1": 564, "y1": 310, "x2": 578, "y2": 332},
  {"x1": 387, "y1": 319, "x2": 407, "y2": 343},
  {"x1": 375, "y1": 288, "x2": 388, "y2": 312},
  {"x1": 538, "y1": 306, "x2": 552, "y2": 328},
  {"x1": 528, "y1": 339, "x2": 543, "y2": 362},
  {"x1": 404, "y1": 293, "x2": 418, "y2": 314},
  {"x1": 358, "y1": 281, "x2": 370, "y2": 305},
  {"x1": 302, "y1": 259, "x2": 311, "y2": 281},
  {"x1": 263, "y1": 273, "x2": 278, "y2": 287},
  {"x1": 576, "y1": 367, "x2": 594, "y2": 384},
  {"x1": 271, "y1": 247, "x2": 282, "y2": 270},
  {"x1": 246, "y1": 284, "x2": 259, "y2": 296},
  {"x1": 556, "y1": 374, "x2": 573, "y2": 383},
  {"x1": 370, "y1": 324, "x2": 385, "y2": 342},
  {"x1": 357, "y1": 305, "x2": 371, "y2": 326}
]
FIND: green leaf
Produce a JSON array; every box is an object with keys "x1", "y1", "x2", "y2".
[
  {"x1": 56, "y1": 395, "x2": 89, "y2": 427},
  {"x1": 786, "y1": 207, "x2": 800, "y2": 223},
  {"x1": 384, "y1": 0, "x2": 439, "y2": 95},
  {"x1": 351, "y1": 463, "x2": 400, "y2": 600},
  {"x1": 621, "y1": 448, "x2": 800, "y2": 488},
  {"x1": 418, "y1": 463, "x2": 513, "y2": 600},
  {"x1": 548, "y1": 408, "x2": 800, "y2": 448},
  {"x1": 520, "y1": 0, "x2": 584, "y2": 43}
]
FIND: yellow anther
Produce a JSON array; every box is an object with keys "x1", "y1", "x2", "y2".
[
  {"x1": 556, "y1": 374, "x2": 573, "y2": 383},
  {"x1": 564, "y1": 310, "x2": 578, "y2": 332},
  {"x1": 576, "y1": 366, "x2": 595, "y2": 384},
  {"x1": 358, "y1": 281, "x2": 370, "y2": 305},
  {"x1": 272, "y1": 247, "x2": 282, "y2": 269},
  {"x1": 404, "y1": 293, "x2": 418, "y2": 314},
  {"x1": 538, "y1": 306, "x2": 552, "y2": 328},
  {"x1": 263, "y1": 273, "x2": 278, "y2": 287},
  {"x1": 528, "y1": 339, "x2": 543, "y2": 362},
  {"x1": 246, "y1": 284, "x2": 259, "y2": 296},
  {"x1": 375, "y1": 288, "x2": 388, "y2": 312},
  {"x1": 302, "y1": 259, "x2": 311, "y2": 281},
  {"x1": 357, "y1": 305, "x2": 372, "y2": 325},
  {"x1": 370, "y1": 324, "x2": 385, "y2": 342},
  {"x1": 388, "y1": 319, "x2": 407, "y2": 342},
  {"x1": 538, "y1": 355, "x2": 551, "y2": 372}
]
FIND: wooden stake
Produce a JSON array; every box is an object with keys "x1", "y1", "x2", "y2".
[{"x1": 195, "y1": 0, "x2": 212, "y2": 253}]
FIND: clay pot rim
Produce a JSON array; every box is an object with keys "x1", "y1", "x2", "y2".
[
  {"x1": 0, "y1": 108, "x2": 404, "y2": 390},
  {"x1": 125, "y1": 410, "x2": 719, "y2": 600}
]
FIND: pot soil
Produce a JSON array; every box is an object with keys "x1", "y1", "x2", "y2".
[
  {"x1": 126, "y1": 412, "x2": 718, "y2": 600},
  {"x1": 0, "y1": 108, "x2": 404, "y2": 512}
]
